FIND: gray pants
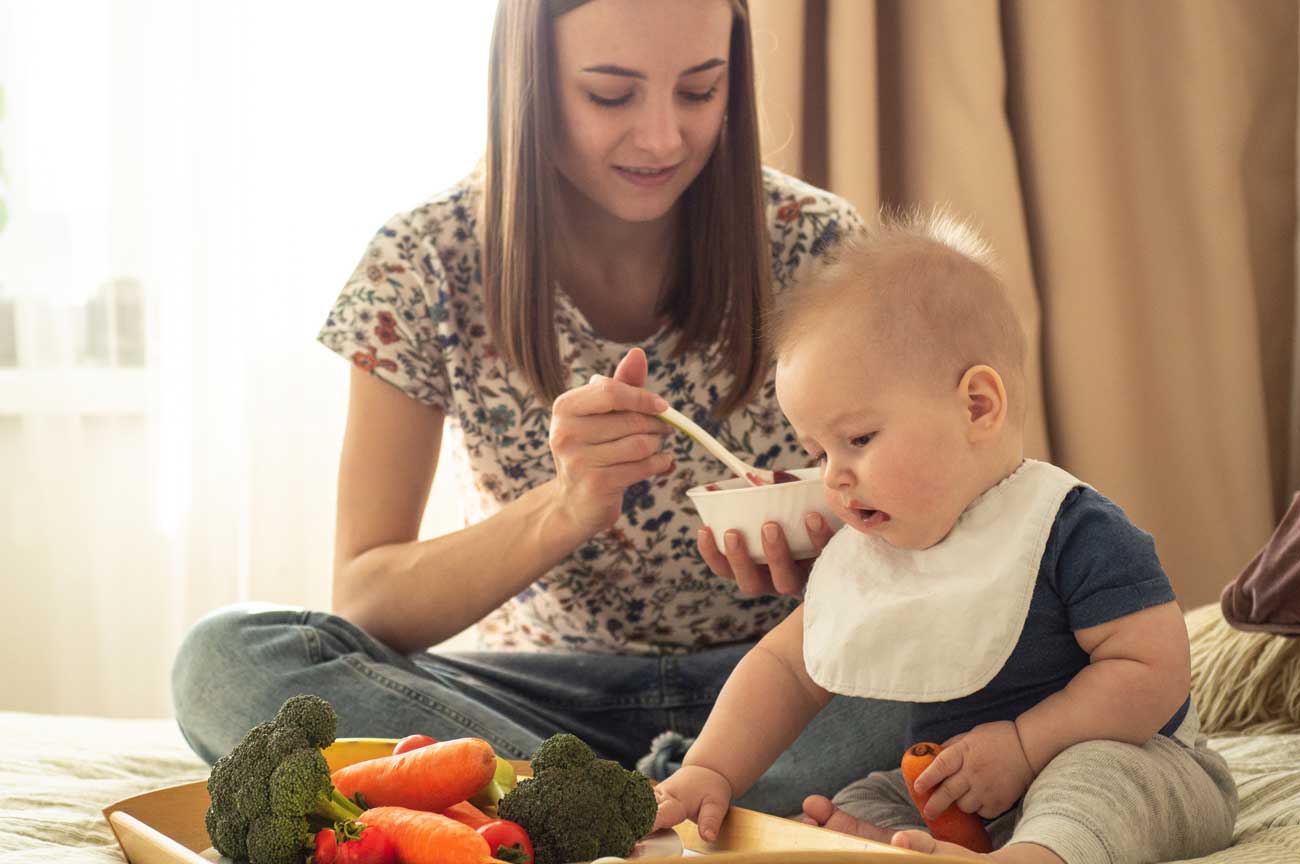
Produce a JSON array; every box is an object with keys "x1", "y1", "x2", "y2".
[{"x1": 832, "y1": 704, "x2": 1237, "y2": 864}]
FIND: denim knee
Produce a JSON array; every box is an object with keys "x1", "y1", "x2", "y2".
[{"x1": 170, "y1": 602, "x2": 304, "y2": 763}]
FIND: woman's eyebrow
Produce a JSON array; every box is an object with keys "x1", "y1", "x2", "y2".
[{"x1": 580, "y1": 58, "x2": 727, "y2": 79}]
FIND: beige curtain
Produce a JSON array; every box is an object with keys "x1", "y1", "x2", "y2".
[{"x1": 749, "y1": 0, "x2": 1297, "y2": 609}]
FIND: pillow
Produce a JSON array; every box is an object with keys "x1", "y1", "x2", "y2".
[
  {"x1": 1187, "y1": 603, "x2": 1300, "y2": 736},
  {"x1": 1220, "y1": 493, "x2": 1300, "y2": 637}
]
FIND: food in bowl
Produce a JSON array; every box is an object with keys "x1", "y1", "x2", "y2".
[
  {"x1": 707, "y1": 468, "x2": 799, "y2": 491},
  {"x1": 686, "y1": 466, "x2": 844, "y2": 563}
]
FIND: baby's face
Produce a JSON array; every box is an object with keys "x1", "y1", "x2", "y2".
[{"x1": 775, "y1": 335, "x2": 984, "y2": 550}]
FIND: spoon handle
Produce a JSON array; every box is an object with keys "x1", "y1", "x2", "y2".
[{"x1": 657, "y1": 406, "x2": 770, "y2": 486}]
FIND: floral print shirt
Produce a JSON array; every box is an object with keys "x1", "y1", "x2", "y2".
[{"x1": 319, "y1": 167, "x2": 864, "y2": 655}]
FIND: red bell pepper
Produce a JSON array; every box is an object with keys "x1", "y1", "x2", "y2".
[
  {"x1": 331, "y1": 819, "x2": 396, "y2": 864},
  {"x1": 312, "y1": 827, "x2": 338, "y2": 864}
]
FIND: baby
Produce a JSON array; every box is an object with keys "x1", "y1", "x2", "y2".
[{"x1": 653, "y1": 212, "x2": 1238, "y2": 863}]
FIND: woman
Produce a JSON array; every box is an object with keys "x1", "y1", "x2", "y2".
[{"x1": 172, "y1": 0, "x2": 905, "y2": 815}]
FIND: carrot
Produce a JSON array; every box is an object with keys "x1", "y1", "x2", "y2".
[
  {"x1": 359, "y1": 806, "x2": 497, "y2": 864},
  {"x1": 900, "y1": 742, "x2": 994, "y2": 853},
  {"x1": 442, "y1": 800, "x2": 494, "y2": 830},
  {"x1": 332, "y1": 736, "x2": 497, "y2": 812}
]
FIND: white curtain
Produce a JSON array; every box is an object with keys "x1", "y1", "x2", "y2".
[{"x1": 0, "y1": 1, "x2": 494, "y2": 717}]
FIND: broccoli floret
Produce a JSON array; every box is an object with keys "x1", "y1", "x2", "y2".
[
  {"x1": 529, "y1": 732, "x2": 595, "y2": 775},
  {"x1": 274, "y1": 694, "x2": 337, "y2": 749},
  {"x1": 245, "y1": 814, "x2": 314, "y2": 864},
  {"x1": 205, "y1": 802, "x2": 249, "y2": 861},
  {"x1": 222, "y1": 722, "x2": 280, "y2": 818},
  {"x1": 265, "y1": 725, "x2": 309, "y2": 762},
  {"x1": 206, "y1": 753, "x2": 236, "y2": 805},
  {"x1": 267, "y1": 747, "x2": 361, "y2": 823},
  {"x1": 230, "y1": 722, "x2": 279, "y2": 771},
  {"x1": 204, "y1": 696, "x2": 360, "y2": 864},
  {"x1": 497, "y1": 733, "x2": 658, "y2": 864},
  {"x1": 588, "y1": 758, "x2": 657, "y2": 835},
  {"x1": 234, "y1": 778, "x2": 272, "y2": 822}
]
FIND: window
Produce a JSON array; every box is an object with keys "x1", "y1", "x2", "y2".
[{"x1": 1, "y1": 1, "x2": 496, "y2": 716}]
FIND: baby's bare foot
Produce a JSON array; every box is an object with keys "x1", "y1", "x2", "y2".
[
  {"x1": 797, "y1": 795, "x2": 894, "y2": 844},
  {"x1": 892, "y1": 830, "x2": 993, "y2": 859}
]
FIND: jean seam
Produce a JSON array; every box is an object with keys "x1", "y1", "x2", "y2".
[
  {"x1": 339, "y1": 655, "x2": 532, "y2": 759},
  {"x1": 297, "y1": 624, "x2": 323, "y2": 665},
  {"x1": 515, "y1": 692, "x2": 668, "y2": 711},
  {"x1": 514, "y1": 686, "x2": 724, "y2": 709}
]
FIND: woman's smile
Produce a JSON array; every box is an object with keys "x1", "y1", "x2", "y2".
[{"x1": 614, "y1": 162, "x2": 680, "y2": 187}]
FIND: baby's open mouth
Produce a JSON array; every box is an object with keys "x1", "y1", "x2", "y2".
[{"x1": 852, "y1": 507, "x2": 891, "y2": 530}]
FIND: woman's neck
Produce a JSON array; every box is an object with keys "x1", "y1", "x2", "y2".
[{"x1": 554, "y1": 179, "x2": 679, "y2": 340}]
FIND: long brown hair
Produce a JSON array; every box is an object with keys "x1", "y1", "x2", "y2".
[{"x1": 482, "y1": 0, "x2": 770, "y2": 417}]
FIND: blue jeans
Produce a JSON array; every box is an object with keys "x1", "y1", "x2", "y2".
[{"x1": 171, "y1": 602, "x2": 907, "y2": 815}]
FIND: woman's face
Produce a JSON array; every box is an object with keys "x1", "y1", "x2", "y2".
[{"x1": 552, "y1": 0, "x2": 733, "y2": 225}]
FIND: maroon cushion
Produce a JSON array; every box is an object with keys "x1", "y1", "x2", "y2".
[{"x1": 1221, "y1": 493, "x2": 1300, "y2": 637}]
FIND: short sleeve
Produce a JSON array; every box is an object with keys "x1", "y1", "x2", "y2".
[
  {"x1": 763, "y1": 168, "x2": 867, "y2": 297},
  {"x1": 317, "y1": 214, "x2": 454, "y2": 413},
  {"x1": 1048, "y1": 487, "x2": 1177, "y2": 631}
]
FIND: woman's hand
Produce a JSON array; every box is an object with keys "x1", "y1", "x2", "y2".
[
  {"x1": 549, "y1": 347, "x2": 674, "y2": 537},
  {"x1": 697, "y1": 514, "x2": 836, "y2": 596}
]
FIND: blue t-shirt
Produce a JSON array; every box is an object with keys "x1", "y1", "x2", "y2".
[{"x1": 907, "y1": 486, "x2": 1189, "y2": 746}]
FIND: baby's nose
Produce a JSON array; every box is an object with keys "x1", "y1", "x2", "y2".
[{"x1": 822, "y1": 464, "x2": 853, "y2": 492}]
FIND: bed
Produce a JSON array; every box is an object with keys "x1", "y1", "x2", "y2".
[{"x1": 2, "y1": 604, "x2": 1298, "y2": 863}]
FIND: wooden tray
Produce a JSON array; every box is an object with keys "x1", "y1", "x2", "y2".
[{"x1": 103, "y1": 739, "x2": 963, "y2": 863}]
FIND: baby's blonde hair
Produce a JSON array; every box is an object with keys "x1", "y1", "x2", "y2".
[{"x1": 769, "y1": 207, "x2": 1027, "y2": 426}]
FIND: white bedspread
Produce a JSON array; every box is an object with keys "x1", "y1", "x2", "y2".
[
  {"x1": 2, "y1": 710, "x2": 1298, "y2": 863},
  {"x1": 0, "y1": 711, "x2": 207, "y2": 863}
]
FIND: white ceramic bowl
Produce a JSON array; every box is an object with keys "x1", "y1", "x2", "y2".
[{"x1": 685, "y1": 466, "x2": 844, "y2": 563}]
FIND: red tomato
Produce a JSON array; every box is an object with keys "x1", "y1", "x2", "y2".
[
  {"x1": 313, "y1": 827, "x2": 338, "y2": 864},
  {"x1": 478, "y1": 819, "x2": 534, "y2": 864},
  {"x1": 336, "y1": 823, "x2": 396, "y2": 864},
  {"x1": 391, "y1": 733, "x2": 437, "y2": 755}
]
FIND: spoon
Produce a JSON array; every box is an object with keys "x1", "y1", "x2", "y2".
[{"x1": 657, "y1": 406, "x2": 798, "y2": 487}]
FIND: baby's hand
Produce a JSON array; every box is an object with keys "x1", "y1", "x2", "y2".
[
  {"x1": 913, "y1": 720, "x2": 1034, "y2": 820},
  {"x1": 652, "y1": 765, "x2": 734, "y2": 842}
]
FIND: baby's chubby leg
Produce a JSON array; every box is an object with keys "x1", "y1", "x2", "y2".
[{"x1": 826, "y1": 769, "x2": 1060, "y2": 862}]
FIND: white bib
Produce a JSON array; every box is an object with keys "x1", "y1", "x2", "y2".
[{"x1": 803, "y1": 460, "x2": 1085, "y2": 702}]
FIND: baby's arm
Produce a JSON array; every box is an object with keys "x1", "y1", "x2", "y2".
[
  {"x1": 686, "y1": 604, "x2": 833, "y2": 788},
  {"x1": 915, "y1": 600, "x2": 1191, "y2": 820},
  {"x1": 653, "y1": 605, "x2": 833, "y2": 839},
  {"x1": 1014, "y1": 600, "x2": 1191, "y2": 772}
]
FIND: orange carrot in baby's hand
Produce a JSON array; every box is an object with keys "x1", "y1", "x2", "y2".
[
  {"x1": 358, "y1": 806, "x2": 496, "y2": 864},
  {"x1": 900, "y1": 742, "x2": 993, "y2": 853},
  {"x1": 331, "y1": 736, "x2": 497, "y2": 812}
]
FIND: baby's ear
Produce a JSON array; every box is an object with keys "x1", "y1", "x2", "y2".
[{"x1": 959, "y1": 365, "x2": 1007, "y2": 440}]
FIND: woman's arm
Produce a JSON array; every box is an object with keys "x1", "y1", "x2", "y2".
[
  {"x1": 333, "y1": 351, "x2": 673, "y2": 654},
  {"x1": 1013, "y1": 600, "x2": 1192, "y2": 772},
  {"x1": 332, "y1": 367, "x2": 592, "y2": 653}
]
